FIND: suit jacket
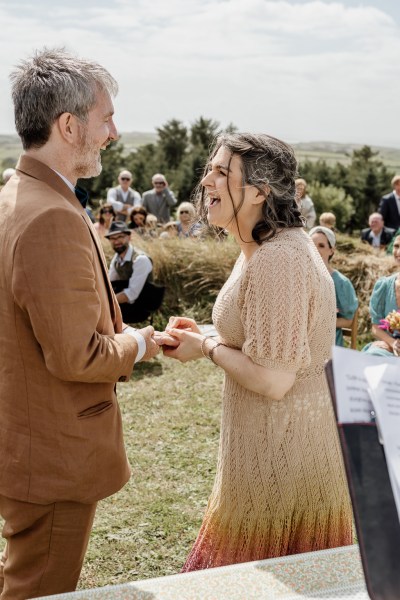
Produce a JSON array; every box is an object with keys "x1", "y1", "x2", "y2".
[
  {"x1": 142, "y1": 188, "x2": 177, "y2": 223},
  {"x1": 378, "y1": 192, "x2": 400, "y2": 231},
  {"x1": 0, "y1": 156, "x2": 137, "y2": 504},
  {"x1": 361, "y1": 226, "x2": 396, "y2": 246}
]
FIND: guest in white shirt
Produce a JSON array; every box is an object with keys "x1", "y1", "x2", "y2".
[
  {"x1": 107, "y1": 169, "x2": 142, "y2": 222},
  {"x1": 361, "y1": 212, "x2": 395, "y2": 249},
  {"x1": 105, "y1": 221, "x2": 154, "y2": 323}
]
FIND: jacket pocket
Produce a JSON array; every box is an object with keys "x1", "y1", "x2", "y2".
[{"x1": 77, "y1": 401, "x2": 113, "y2": 419}]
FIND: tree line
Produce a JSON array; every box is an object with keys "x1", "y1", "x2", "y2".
[{"x1": 78, "y1": 117, "x2": 394, "y2": 231}]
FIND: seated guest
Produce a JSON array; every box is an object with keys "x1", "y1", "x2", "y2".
[
  {"x1": 128, "y1": 206, "x2": 148, "y2": 236},
  {"x1": 105, "y1": 222, "x2": 153, "y2": 323},
  {"x1": 363, "y1": 234, "x2": 400, "y2": 357},
  {"x1": 361, "y1": 212, "x2": 395, "y2": 248},
  {"x1": 310, "y1": 226, "x2": 358, "y2": 346},
  {"x1": 93, "y1": 203, "x2": 116, "y2": 239},
  {"x1": 144, "y1": 213, "x2": 159, "y2": 238},
  {"x1": 176, "y1": 202, "x2": 201, "y2": 238},
  {"x1": 107, "y1": 169, "x2": 142, "y2": 222},
  {"x1": 142, "y1": 173, "x2": 177, "y2": 223},
  {"x1": 159, "y1": 221, "x2": 179, "y2": 239},
  {"x1": 319, "y1": 211, "x2": 336, "y2": 231}
]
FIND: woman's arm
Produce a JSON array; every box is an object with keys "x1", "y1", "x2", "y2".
[
  {"x1": 371, "y1": 323, "x2": 395, "y2": 350},
  {"x1": 336, "y1": 317, "x2": 353, "y2": 329},
  {"x1": 161, "y1": 328, "x2": 295, "y2": 401}
]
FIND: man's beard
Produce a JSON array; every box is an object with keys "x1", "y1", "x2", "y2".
[
  {"x1": 72, "y1": 126, "x2": 103, "y2": 179},
  {"x1": 115, "y1": 244, "x2": 128, "y2": 254}
]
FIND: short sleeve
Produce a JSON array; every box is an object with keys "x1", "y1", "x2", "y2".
[
  {"x1": 370, "y1": 277, "x2": 393, "y2": 324},
  {"x1": 240, "y1": 244, "x2": 312, "y2": 372},
  {"x1": 335, "y1": 275, "x2": 358, "y2": 320}
]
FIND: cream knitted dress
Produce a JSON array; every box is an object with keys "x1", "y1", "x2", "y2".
[{"x1": 182, "y1": 228, "x2": 353, "y2": 571}]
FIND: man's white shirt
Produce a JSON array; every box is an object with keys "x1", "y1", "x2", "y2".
[{"x1": 109, "y1": 245, "x2": 152, "y2": 304}]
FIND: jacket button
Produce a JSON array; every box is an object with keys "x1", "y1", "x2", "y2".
[{"x1": 118, "y1": 376, "x2": 127, "y2": 382}]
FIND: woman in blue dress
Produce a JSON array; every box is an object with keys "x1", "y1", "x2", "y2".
[
  {"x1": 362, "y1": 234, "x2": 400, "y2": 357},
  {"x1": 309, "y1": 226, "x2": 358, "y2": 346}
]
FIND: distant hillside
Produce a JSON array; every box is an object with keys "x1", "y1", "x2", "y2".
[
  {"x1": 294, "y1": 141, "x2": 400, "y2": 170},
  {"x1": 1, "y1": 133, "x2": 400, "y2": 172}
]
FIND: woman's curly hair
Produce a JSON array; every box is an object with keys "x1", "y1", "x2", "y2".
[{"x1": 194, "y1": 132, "x2": 304, "y2": 243}]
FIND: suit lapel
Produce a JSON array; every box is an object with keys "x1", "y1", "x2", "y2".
[{"x1": 80, "y1": 211, "x2": 122, "y2": 331}]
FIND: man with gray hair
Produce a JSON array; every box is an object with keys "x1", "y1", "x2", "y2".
[
  {"x1": 107, "y1": 168, "x2": 142, "y2": 221},
  {"x1": 361, "y1": 212, "x2": 395, "y2": 248},
  {"x1": 142, "y1": 173, "x2": 177, "y2": 223},
  {"x1": 0, "y1": 47, "x2": 159, "y2": 599}
]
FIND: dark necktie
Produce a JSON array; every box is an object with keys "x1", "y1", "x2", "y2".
[{"x1": 74, "y1": 186, "x2": 89, "y2": 208}]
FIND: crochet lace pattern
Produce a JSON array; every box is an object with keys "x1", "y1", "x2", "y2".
[{"x1": 183, "y1": 228, "x2": 353, "y2": 572}]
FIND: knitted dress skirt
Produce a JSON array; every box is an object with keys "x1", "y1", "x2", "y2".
[{"x1": 182, "y1": 229, "x2": 353, "y2": 571}]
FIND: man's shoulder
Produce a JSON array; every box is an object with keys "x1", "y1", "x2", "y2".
[
  {"x1": 361, "y1": 227, "x2": 371, "y2": 236},
  {"x1": 384, "y1": 226, "x2": 396, "y2": 234},
  {"x1": 381, "y1": 191, "x2": 395, "y2": 202},
  {"x1": 142, "y1": 189, "x2": 154, "y2": 197}
]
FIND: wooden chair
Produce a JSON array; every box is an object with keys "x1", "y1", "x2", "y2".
[{"x1": 342, "y1": 308, "x2": 358, "y2": 350}]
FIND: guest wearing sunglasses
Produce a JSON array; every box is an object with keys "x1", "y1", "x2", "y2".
[
  {"x1": 107, "y1": 169, "x2": 142, "y2": 222},
  {"x1": 176, "y1": 202, "x2": 201, "y2": 238},
  {"x1": 142, "y1": 173, "x2": 177, "y2": 224}
]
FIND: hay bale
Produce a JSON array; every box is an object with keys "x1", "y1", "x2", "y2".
[{"x1": 102, "y1": 232, "x2": 398, "y2": 338}]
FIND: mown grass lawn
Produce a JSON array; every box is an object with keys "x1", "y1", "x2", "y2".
[{"x1": 78, "y1": 354, "x2": 223, "y2": 590}]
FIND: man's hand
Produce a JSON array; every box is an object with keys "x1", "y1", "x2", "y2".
[{"x1": 138, "y1": 325, "x2": 159, "y2": 361}]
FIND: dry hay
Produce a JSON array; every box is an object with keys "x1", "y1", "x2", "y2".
[
  {"x1": 333, "y1": 234, "x2": 396, "y2": 340},
  {"x1": 102, "y1": 232, "x2": 397, "y2": 338}
]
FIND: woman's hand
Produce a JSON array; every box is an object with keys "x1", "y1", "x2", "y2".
[
  {"x1": 167, "y1": 316, "x2": 201, "y2": 334},
  {"x1": 162, "y1": 328, "x2": 204, "y2": 362},
  {"x1": 152, "y1": 331, "x2": 180, "y2": 348}
]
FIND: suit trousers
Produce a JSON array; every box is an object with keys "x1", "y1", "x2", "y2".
[{"x1": 0, "y1": 495, "x2": 97, "y2": 599}]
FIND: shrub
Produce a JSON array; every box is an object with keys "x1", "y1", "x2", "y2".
[{"x1": 308, "y1": 182, "x2": 354, "y2": 230}]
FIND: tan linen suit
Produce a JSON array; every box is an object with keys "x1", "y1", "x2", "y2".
[{"x1": 0, "y1": 156, "x2": 137, "y2": 597}]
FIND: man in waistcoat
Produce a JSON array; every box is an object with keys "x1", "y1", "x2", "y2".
[
  {"x1": 0, "y1": 47, "x2": 159, "y2": 600},
  {"x1": 106, "y1": 221, "x2": 154, "y2": 323},
  {"x1": 107, "y1": 169, "x2": 142, "y2": 221},
  {"x1": 142, "y1": 173, "x2": 177, "y2": 223}
]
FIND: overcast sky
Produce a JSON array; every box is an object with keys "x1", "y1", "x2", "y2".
[{"x1": 1, "y1": 0, "x2": 399, "y2": 147}]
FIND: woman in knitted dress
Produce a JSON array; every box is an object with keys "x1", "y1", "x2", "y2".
[{"x1": 159, "y1": 133, "x2": 353, "y2": 571}]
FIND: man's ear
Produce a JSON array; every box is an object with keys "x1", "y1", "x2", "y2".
[{"x1": 57, "y1": 112, "x2": 79, "y2": 145}]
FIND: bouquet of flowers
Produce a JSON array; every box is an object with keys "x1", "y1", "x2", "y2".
[{"x1": 378, "y1": 310, "x2": 400, "y2": 335}]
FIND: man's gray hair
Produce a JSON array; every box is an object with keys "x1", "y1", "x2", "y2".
[{"x1": 10, "y1": 47, "x2": 118, "y2": 150}]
